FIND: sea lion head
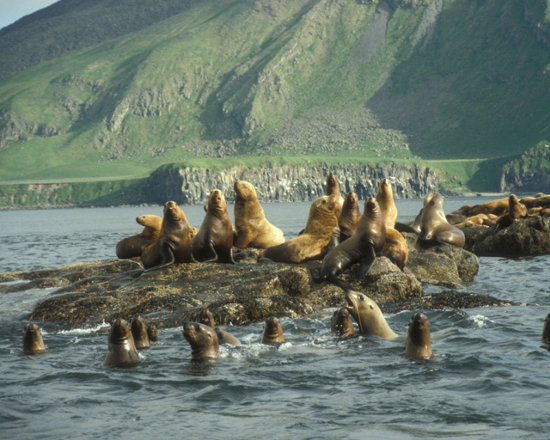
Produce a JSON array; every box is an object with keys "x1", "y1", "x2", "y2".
[
  {"x1": 306, "y1": 195, "x2": 341, "y2": 232},
  {"x1": 207, "y1": 189, "x2": 227, "y2": 215},
  {"x1": 105, "y1": 319, "x2": 139, "y2": 368},
  {"x1": 262, "y1": 316, "x2": 285, "y2": 344},
  {"x1": 342, "y1": 192, "x2": 359, "y2": 210},
  {"x1": 136, "y1": 215, "x2": 162, "y2": 229},
  {"x1": 23, "y1": 324, "x2": 46, "y2": 355},
  {"x1": 325, "y1": 173, "x2": 340, "y2": 196},
  {"x1": 147, "y1": 324, "x2": 158, "y2": 342},
  {"x1": 331, "y1": 307, "x2": 355, "y2": 337},
  {"x1": 234, "y1": 181, "x2": 257, "y2": 201},
  {"x1": 360, "y1": 198, "x2": 386, "y2": 250},
  {"x1": 405, "y1": 313, "x2": 432, "y2": 360},
  {"x1": 182, "y1": 321, "x2": 219, "y2": 361},
  {"x1": 131, "y1": 315, "x2": 150, "y2": 350},
  {"x1": 109, "y1": 319, "x2": 135, "y2": 345},
  {"x1": 163, "y1": 201, "x2": 189, "y2": 225},
  {"x1": 198, "y1": 309, "x2": 216, "y2": 328},
  {"x1": 345, "y1": 290, "x2": 397, "y2": 338}
]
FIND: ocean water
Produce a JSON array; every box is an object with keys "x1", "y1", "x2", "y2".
[{"x1": 1, "y1": 197, "x2": 550, "y2": 440}]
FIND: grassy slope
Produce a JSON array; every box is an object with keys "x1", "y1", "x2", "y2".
[{"x1": 0, "y1": 0, "x2": 549, "y2": 192}]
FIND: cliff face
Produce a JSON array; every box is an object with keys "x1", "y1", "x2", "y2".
[
  {"x1": 0, "y1": 163, "x2": 440, "y2": 208},
  {"x1": 499, "y1": 142, "x2": 550, "y2": 193}
]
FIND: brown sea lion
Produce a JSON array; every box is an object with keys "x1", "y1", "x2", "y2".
[
  {"x1": 455, "y1": 197, "x2": 509, "y2": 217},
  {"x1": 542, "y1": 313, "x2": 550, "y2": 345},
  {"x1": 375, "y1": 178, "x2": 397, "y2": 229},
  {"x1": 197, "y1": 309, "x2": 241, "y2": 346},
  {"x1": 310, "y1": 198, "x2": 385, "y2": 291},
  {"x1": 381, "y1": 228, "x2": 408, "y2": 270},
  {"x1": 131, "y1": 315, "x2": 150, "y2": 350},
  {"x1": 419, "y1": 193, "x2": 465, "y2": 247},
  {"x1": 141, "y1": 201, "x2": 194, "y2": 270},
  {"x1": 147, "y1": 324, "x2": 158, "y2": 342},
  {"x1": 325, "y1": 173, "x2": 345, "y2": 211},
  {"x1": 345, "y1": 290, "x2": 398, "y2": 339},
  {"x1": 409, "y1": 192, "x2": 434, "y2": 234},
  {"x1": 192, "y1": 189, "x2": 235, "y2": 263},
  {"x1": 455, "y1": 213, "x2": 497, "y2": 228},
  {"x1": 494, "y1": 194, "x2": 528, "y2": 230},
  {"x1": 116, "y1": 215, "x2": 162, "y2": 259},
  {"x1": 338, "y1": 192, "x2": 361, "y2": 241},
  {"x1": 264, "y1": 195, "x2": 341, "y2": 263},
  {"x1": 104, "y1": 319, "x2": 140, "y2": 368},
  {"x1": 331, "y1": 307, "x2": 355, "y2": 337},
  {"x1": 405, "y1": 313, "x2": 433, "y2": 360},
  {"x1": 262, "y1": 316, "x2": 285, "y2": 344},
  {"x1": 234, "y1": 181, "x2": 285, "y2": 249},
  {"x1": 23, "y1": 324, "x2": 47, "y2": 355},
  {"x1": 182, "y1": 321, "x2": 219, "y2": 361}
]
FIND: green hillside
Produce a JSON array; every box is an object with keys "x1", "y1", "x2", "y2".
[{"x1": 1, "y1": 0, "x2": 550, "y2": 190}]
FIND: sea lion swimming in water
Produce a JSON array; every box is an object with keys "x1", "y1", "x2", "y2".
[
  {"x1": 419, "y1": 193, "x2": 465, "y2": 248},
  {"x1": 310, "y1": 198, "x2": 385, "y2": 291},
  {"x1": 405, "y1": 313, "x2": 432, "y2": 360},
  {"x1": 233, "y1": 181, "x2": 285, "y2": 249},
  {"x1": 23, "y1": 324, "x2": 47, "y2": 355},
  {"x1": 104, "y1": 319, "x2": 140, "y2": 368},
  {"x1": 116, "y1": 214, "x2": 162, "y2": 259},
  {"x1": 182, "y1": 321, "x2": 219, "y2": 362},
  {"x1": 197, "y1": 309, "x2": 241, "y2": 345},
  {"x1": 192, "y1": 189, "x2": 235, "y2": 263},
  {"x1": 262, "y1": 316, "x2": 285, "y2": 345},
  {"x1": 131, "y1": 315, "x2": 150, "y2": 350},
  {"x1": 345, "y1": 290, "x2": 398, "y2": 339},
  {"x1": 147, "y1": 324, "x2": 158, "y2": 342},
  {"x1": 331, "y1": 307, "x2": 355, "y2": 338}
]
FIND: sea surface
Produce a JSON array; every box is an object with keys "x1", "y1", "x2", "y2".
[{"x1": 1, "y1": 197, "x2": 550, "y2": 440}]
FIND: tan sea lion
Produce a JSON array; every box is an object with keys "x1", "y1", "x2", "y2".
[
  {"x1": 375, "y1": 178, "x2": 397, "y2": 229},
  {"x1": 455, "y1": 213, "x2": 495, "y2": 228},
  {"x1": 147, "y1": 324, "x2": 158, "y2": 342},
  {"x1": 182, "y1": 321, "x2": 219, "y2": 361},
  {"x1": 405, "y1": 313, "x2": 433, "y2": 360},
  {"x1": 494, "y1": 194, "x2": 528, "y2": 230},
  {"x1": 116, "y1": 215, "x2": 162, "y2": 259},
  {"x1": 409, "y1": 192, "x2": 434, "y2": 234},
  {"x1": 338, "y1": 192, "x2": 361, "y2": 241},
  {"x1": 325, "y1": 173, "x2": 345, "y2": 211},
  {"x1": 192, "y1": 189, "x2": 235, "y2": 263},
  {"x1": 234, "y1": 181, "x2": 285, "y2": 249},
  {"x1": 23, "y1": 324, "x2": 47, "y2": 355},
  {"x1": 131, "y1": 315, "x2": 150, "y2": 350},
  {"x1": 141, "y1": 201, "x2": 194, "y2": 270},
  {"x1": 264, "y1": 195, "x2": 341, "y2": 263},
  {"x1": 197, "y1": 309, "x2": 241, "y2": 346},
  {"x1": 381, "y1": 228, "x2": 408, "y2": 270},
  {"x1": 345, "y1": 290, "x2": 398, "y2": 339},
  {"x1": 104, "y1": 319, "x2": 140, "y2": 368},
  {"x1": 262, "y1": 316, "x2": 285, "y2": 344},
  {"x1": 455, "y1": 197, "x2": 509, "y2": 217},
  {"x1": 542, "y1": 313, "x2": 550, "y2": 345},
  {"x1": 310, "y1": 198, "x2": 385, "y2": 291},
  {"x1": 419, "y1": 193, "x2": 465, "y2": 247},
  {"x1": 331, "y1": 307, "x2": 355, "y2": 337}
]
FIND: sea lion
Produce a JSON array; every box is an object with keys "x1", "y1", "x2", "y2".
[
  {"x1": 192, "y1": 189, "x2": 235, "y2": 263},
  {"x1": 147, "y1": 324, "x2": 158, "y2": 342},
  {"x1": 494, "y1": 194, "x2": 528, "y2": 230},
  {"x1": 345, "y1": 290, "x2": 398, "y2": 339},
  {"x1": 409, "y1": 192, "x2": 434, "y2": 234},
  {"x1": 375, "y1": 178, "x2": 397, "y2": 229},
  {"x1": 542, "y1": 313, "x2": 550, "y2": 345},
  {"x1": 454, "y1": 213, "x2": 496, "y2": 228},
  {"x1": 131, "y1": 315, "x2": 150, "y2": 350},
  {"x1": 454, "y1": 197, "x2": 509, "y2": 217},
  {"x1": 419, "y1": 193, "x2": 465, "y2": 247},
  {"x1": 263, "y1": 195, "x2": 341, "y2": 263},
  {"x1": 310, "y1": 198, "x2": 385, "y2": 291},
  {"x1": 338, "y1": 192, "x2": 361, "y2": 241},
  {"x1": 116, "y1": 215, "x2": 162, "y2": 259},
  {"x1": 23, "y1": 324, "x2": 47, "y2": 355},
  {"x1": 182, "y1": 321, "x2": 219, "y2": 361},
  {"x1": 325, "y1": 173, "x2": 345, "y2": 211},
  {"x1": 381, "y1": 228, "x2": 408, "y2": 270},
  {"x1": 331, "y1": 307, "x2": 355, "y2": 337},
  {"x1": 262, "y1": 316, "x2": 285, "y2": 344},
  {"x1": 141, "y1": 201, "x2": 194, "y2": 270},
  {"x1": 197, "y1": 309, "x2": 241, "y2": 345},
  {"x1": 234, "y1": 181, "x2": 285, "y2": 249},
  {"x1": 104, "y1": 319, "x2": 140, "y2": 368},
  {"x1": 405, "y1": 313, "x2": 433, "y2": 360}
]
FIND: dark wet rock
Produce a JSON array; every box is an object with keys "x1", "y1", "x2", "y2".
[{"x1": 463, "y1": 216, "x2": 550, "y2": 257}]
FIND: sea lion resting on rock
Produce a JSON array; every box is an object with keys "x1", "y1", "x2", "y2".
[
  {"x1": 131, "y1": 315, "x2": 150, "y2": 350},
  {"x1": 453, "y1": 197, "x2": 509, "y2": 217},
  {"x1": 23, "y1": 324, "x2": 47, "y2": 355},
  {"x1": 375, "y1": 178, "x2": 397, "y2": 229},
  {"x1": 338, "y1": 192, "x2": 361, "y2": 242},
  {"x1": 116, "y1": 215, "x2": 162, "y2": 259},
  {"x1": 182, "y1": 321, "x2": 219, "y2": 362},
  {"x1": 345, "y1": 290, "x2": 397, "y2": 339},
  {"x1": 192, "y1": 189, "x2": 235, "y2": 263},
  {"x1": 310, "y1": 198, "x2": 385, "y2": 291},
  {"x1": 405, "y1": 313, "x2": 432, "y2": 360},
  {"x1": 455, "y1": 213, "x2": 498, "y2": 228},
  {"x1": 197, "y1": 309, "x2": 241, "y2": 345},
  {"x1": 331, "y1": 307, "x2": 355, "y2": 337},
  {"x1": 262, "y1": 316, "x2": 285, "y2": 345},
  {"x1": 104, "y1": 319, "x2": 140, "y2": 368},
  {"x1": 264, "y1": 195, "x2": 341, "y2": 263},
  {"x1": 325, "y1": 173, "x2": 345, "y2": 211},
  {"x1": 141, "y1": 201, "x2": 194, "y2": 270},
  {"x1": 419, "y1": 193, "x2": 465, "y2": 248},
  {"x1": 494, "y1": 194, "x2": 528, "y2": 231},
  {"x1": 408, "y1": 192, "x2": 434, "y2": 234},
  {"x1": 233, "y1": 181, "x2": 285, "y2": 249}
]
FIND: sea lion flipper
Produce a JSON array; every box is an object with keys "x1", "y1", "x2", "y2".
[
  {"x1": 218, "y1": 248, "x2": 236, "y2": 264},
  {"x1": 326, "y1": 272, "x2": 352, "y2": 292},
  {"x1": 356, "y1": 246, "x2": 376, "y2": 279}
]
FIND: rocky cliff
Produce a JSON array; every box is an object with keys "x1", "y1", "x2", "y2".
[{"x1": 499, "y1": 142, "x2": 550, "y2": 193}]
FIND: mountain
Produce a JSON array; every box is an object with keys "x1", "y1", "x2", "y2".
[{"x1": 1, "y1": 0, "x2": 550, "y2": 193}]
